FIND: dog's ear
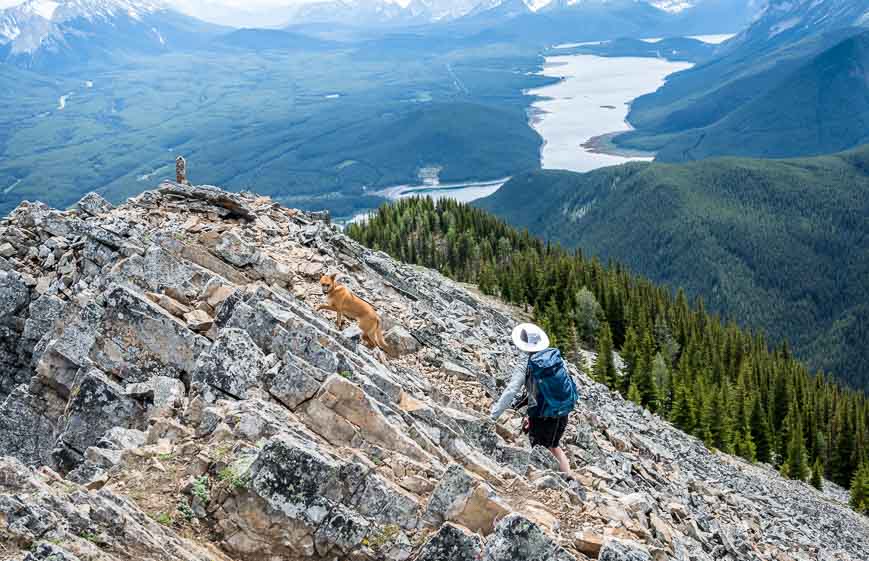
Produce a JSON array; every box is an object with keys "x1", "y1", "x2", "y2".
[{"x1": 330, "y1": 273, "x2": 338, "y2": 281}]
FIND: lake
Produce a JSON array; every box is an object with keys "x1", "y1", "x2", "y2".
[
  {"x1": 526, "y1": 54, "x2": 693, "y2": 172},
  {"x1": 351, "y1": 34, "x2": 731, "y2": 220}
]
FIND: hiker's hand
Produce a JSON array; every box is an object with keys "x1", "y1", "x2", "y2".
[{"x1": 522, "y1": 418, "x2": 530, "y2": 434}]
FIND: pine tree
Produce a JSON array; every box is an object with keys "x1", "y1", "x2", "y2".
[
  {"x1": 735, "y1": 426, "x2": 757, "y2": 463},
  {"x1": 620, "y1": 327, "x2": 640, "y2": 394},
  {"x1": 670, "y1": 380, "x2": 696, "y2": 434},
  {"x1": 593, "y1": 322, "x2": 617, "y2": 387},
  {"x1": 650, "y1": 352, "x2": 672, "y2": 412},
  {"x1": 627, "y1": 382, "x2": 642, "y2": 406},
  {"x1": 850, "y1": 463, "x2": 869, "y2": 515},
  {"x1": 634, "y1": 331, "x2": 660, "y2": 412},
  {"x1": 694, "y1": 383, "x2": 714, "y2": 446},
  {"x1": 785, "y1": 412, "x2": 811, "y2": 481},
  {"x1": 750, "y1": 398, "x2": 774, "y2": 465},
  {"x1": 348, "y1": 197, "x2": 869, "y2": 491},
  {"x1": 811, "y1": 457, "x2": 824, "y2": 491},
  {"x1": 477, "y1": 263, "x2": 498, "y2": 295}
]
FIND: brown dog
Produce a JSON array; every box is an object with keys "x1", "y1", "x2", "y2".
[{"x1": 318, "y1": 273, "x2": 388, "y2": 351}]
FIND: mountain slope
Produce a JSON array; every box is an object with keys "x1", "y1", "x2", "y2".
[
  {"x1": 215, "y1": 28, "x2": 339, "y2": 51},
  {"x1": 477, "y1": 146, "x2": 869, "y2": 390},
  {"x1": 0, "y1": 0, "x2": 223, "y2": 71},
  {"x1": 651, "y1": 31, "x2": 869, "y2": 160},
  {"x1": 618, "y1": 0, "x2": 869, "y2": 159},
  {"x1": 1, "y1": 183, "x2": 868, "y2": 560}
]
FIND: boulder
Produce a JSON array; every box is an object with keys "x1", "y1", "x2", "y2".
[
  {"x1": 575, "y1": 531, "x2": 605, "y2": 558},
  {"x1": 92, "y1": 285, "x2": 210, "y2": 384},
  {"x1": 301, "y1": 375, "x2": 428, "y2": 463},
  {"x1": 192, "y1": 328, "x2": 266, "y2": 399},
  {"x1": 482, "y1": 513, "x2": 576, "y2": 561},
  {"x1": 74, "y1": 192, "x2": 113, "y2": 216},
  {"x1": 0, "y1": 270, "x2": 29, "y2": 320},
  {"x1": 425, "y1": 464, "x2": 476, "y2": 524},
  {"x1": 0, "y1": 386, "x2": 58, "y2": 466},
  {"x1": 416, "y1": 523, "x2": 485, "y2": 561},
  {"x1": 23, "y1": 543, "x2": 84, "y2": 561},
  {"x1": 265, "y1": 353, "x2": 325, "y2": 410},
  {"x1": 125, "y1": 376, "x2": 187, "y2": 418},
  {"x1": 384, "y1": 325, "x2": 420, "y2": 357},
  {"x1": 22, "y1": 295, "x2": 65, "y2": 347},
  {"x1": 184, "y1": 308, "x2": 213, "y2": 332},
  {"x1": 215, "y1": 229, "x2": 258, "y2": 267},
  {"x1": 598, "y1": 539, "x2": 652, "y2": 561},
  {"x1": 442, "y1": 361, "x2": 475, "y2": 381},
  {"x1": 51, "y1": 369, "x2": 145, "y2": 472}
]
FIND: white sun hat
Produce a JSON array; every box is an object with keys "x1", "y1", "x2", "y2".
[{"x1": 511, "y1": 323, "x2": 550, "y2": 353}]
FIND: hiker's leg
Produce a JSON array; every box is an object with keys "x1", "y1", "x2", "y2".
[{"x1": 549, "y1": 446, "x2": 570, "y2": 474}]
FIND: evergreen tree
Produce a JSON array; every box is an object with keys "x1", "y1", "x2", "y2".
[
  {"x1": 751, "y1": 398, "x2": 774, "y2": 465},
  {"x1": 627, "y1": 382, "x2": 642, "y2": 406},
  {"x1": 574, "y1": 287, "x2": 602, "y2": 344},
  {"x1": 348, "y1": 196, "x2": 869, "y2": 504},
  {"x1": 735, "y1": 426, "x2": 757, "y2": 463},
  {"x1": 850, "y1": 463, "x2": 869, "y2": 515},
  {"x1": 785, "y1": 411, "x2": 811, "y2": 481},
  {"x1": 811, "y1": 457, "x2": 824, "y2": 491},
  {"x1": 650, "y1": 352, "x2": 672, "y2": 411},
  {"x1": 593, "y1": 322, "x2": 617, "y2": 387},
  {"x1": 634, "y1": 331, "x2": 660, "y2": 411},
  {"x1": 669, "y1": 380, "x2": 696, "y2": 434},
  {"x1": 620, "y1": 326, "x2": 640, "y2": 394}
]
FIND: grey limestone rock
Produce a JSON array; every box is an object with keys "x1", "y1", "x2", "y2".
[
  {"x1": 215, "y1": 229, "x2": 258, "y2": 267},
  {"x1": 424, "y1": 463, "x2": 476, "y2": 525},
  {"x1": 384, "y1": 325, "x2": 420, "y2": 358},
  {"x1": 74, "y1": 192, "x2": 113, "y2": 217},
  {"x1": 265, "y1": 353, "x2": 324, "y2": 410},
  {"x1": 92, "y1": 285, "x2": 210, "y2": 384},
  {"x1": 192, "y1": 327, "x2": 266, "y2": 399},
  {"x1": 483, "y1": 513, "x2": 576, "y2": 561},
  {"x1": 598, "y1": 539, "x2": 653, "y2": 561},
  {"x1": 416, "y1": 522, "x2": 485, "y2": 561},
  {"x1": 52, "y1": 369, "x2": 146, "y2": 473},
  {"x1": 0, "y1": 386, "x2": 58, "y2": 466},
  {"x1": 0, "y1": 270, "x2": 29, "y2": 320}
]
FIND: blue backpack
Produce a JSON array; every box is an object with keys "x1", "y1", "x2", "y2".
[{"x1": 527, "y1": 348, "x2": 578, "y2": 418}]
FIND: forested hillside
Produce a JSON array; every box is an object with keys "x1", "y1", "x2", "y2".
[
  {"x1": 477, "y1": 147, "x2": 869, "y2": 393},
  {"x1": 618, "y1": 0, "x2": 869, "y2": 161},
  {"x1": 348, "y1": 197, "x2": 869, "y2": 495},
  {"x1": 648, "y1": 31, "x2": 869, "y2": 161}
]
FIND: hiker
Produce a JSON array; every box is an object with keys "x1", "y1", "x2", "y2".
[{"x1": 490, "y1": 323, "x2": 578, "y2": 475}]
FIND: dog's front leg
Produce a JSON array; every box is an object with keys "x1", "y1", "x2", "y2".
[
  {"x1": 336, "y1": 312, "x2": 345, "y2": 329},
  {"x1": 317, "y1": 303, "x2": 337, "y2": 312}
]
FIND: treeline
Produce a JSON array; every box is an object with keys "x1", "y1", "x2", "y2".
[{"x1": 348, "y1": 197, "x2": 869, "y2": 503}]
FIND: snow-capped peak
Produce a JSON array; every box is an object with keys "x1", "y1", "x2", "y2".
[
  {"x1": 650, "y1": 0, "x2": 696, "y2": 13},
  {"x1": 0, "y1": 0, "x2": 168, "y2": 55},
  {"x1": 27, "y1": 0, "x2": 59, "y2": 20},
  {"x1": 6, "y1": 0, "x2": 165, "y2": 25}
]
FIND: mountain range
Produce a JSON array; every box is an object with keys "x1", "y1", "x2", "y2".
[
  {"x1": 0, "y1": 0, "x2": 223, "y2": 70},
  {"x1": 477, "y1": 145, "x2": 869, "y2": 391},
  {"x1": 0, "y1": 0, "x2": 760, "y2": 70},
  {"x1": 617, "y1": 0, "x2": 869, "y2": 160}
]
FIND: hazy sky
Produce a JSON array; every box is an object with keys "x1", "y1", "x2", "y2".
[{"x1": 0, "y1": 0, "x2": 338, "y2": 26}]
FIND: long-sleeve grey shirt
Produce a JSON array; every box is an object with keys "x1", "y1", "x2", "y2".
[{"x1": 490, "y1": 353, "x2": 537, "y2": 420}]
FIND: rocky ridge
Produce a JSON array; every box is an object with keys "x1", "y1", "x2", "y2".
[{"x1": 0, "y1": 182, "x2": 866, "y2": 561}]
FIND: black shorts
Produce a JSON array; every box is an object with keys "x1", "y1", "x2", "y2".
[{"x1": 528, "y1": 415, "x2": 569, "y2": 449}]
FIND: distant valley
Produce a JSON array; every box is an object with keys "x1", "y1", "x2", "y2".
[{"x1": 477, "y1": 146, "x2": 869, "y2": 390}]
